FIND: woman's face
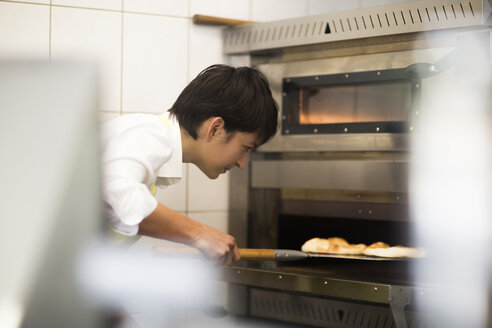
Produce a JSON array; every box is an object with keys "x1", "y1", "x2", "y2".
[{"x1": 199, "y1": 128, "x2": 258, "y2": 179}]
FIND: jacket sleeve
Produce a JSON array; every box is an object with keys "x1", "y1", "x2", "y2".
[{"x1": 102, "y1": 123, "x2": 172, "y2": 234}]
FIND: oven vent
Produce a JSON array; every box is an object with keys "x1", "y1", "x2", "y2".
[
  {"x1": 223, "y1": 0, "x2": 491, "y2": 54},
  {"x1": 250, "y1": 288, "x2": 442, "y2": 328}
]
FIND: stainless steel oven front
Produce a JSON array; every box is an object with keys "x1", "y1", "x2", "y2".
[{"x1": 223, "y1": 1, "x2": 491, "y2": 327}]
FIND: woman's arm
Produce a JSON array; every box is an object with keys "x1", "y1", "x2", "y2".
[{"x1": 138, "y1": 202, "x2": 240, "y2": 265}]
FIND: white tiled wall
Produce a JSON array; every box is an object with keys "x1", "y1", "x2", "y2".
[
  {"x1": 52, "y1": 0, "x2": 122, "y2": 10},
  {"x1": 190, "y1": 0, "x2": 250, "y2": 20},
  {"x1": 309, "y1": 0, "x2": 363, "y2": 15},
  {"x1": 51, "y1": 6, "x2": 122, "y2": 112},
  {"x1": 188, "y1": 165, "x2": 230, "y2": 212},
  {"x1": 0, "y1": 2, "x2": 50, "y2": 60},
  {"x1": 124, "y1": 0, "x2": 187, "y2": 16},
  {"x1": 122, "y1": 13, "x2": 188, "y2": 113},
  {"x1": 252, "y1": 0, "x2": 308, "y2": 22}
]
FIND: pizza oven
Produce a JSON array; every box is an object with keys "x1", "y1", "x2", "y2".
[{"x1": 223, "y1": 1, "x2": 492, "y2": 327}]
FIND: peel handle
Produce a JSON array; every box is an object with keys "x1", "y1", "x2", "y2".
[{"x1": 152, "y1": 246, "x2": 307, "y2": 261}]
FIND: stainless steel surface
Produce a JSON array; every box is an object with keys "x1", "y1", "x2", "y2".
[
  {"x1": 223, "y1": 0, "x2": 491, "y2": 54},
  {"x1": 305, "y1": 253, "x2": 416, "y2": 261},
  {"x1": 255, "y1": 47, "x2": 453, "y2": 153},
  {"x1": 223, "y1": 266, "x2": 391, "y2": 304},
  {"x1": 250, "y1": 288, "x2": 395, "y2": 328},
  {"x1": 249, "y1": 288, "x2": 441, "y2": 328},
  {"x1": 281, "y1": 198, "x2": 410, "y2": 222},
  {"x1": 274, "y1": 250, "x2": 416, "y2": 261},
  {"x1": 251, "y1": 160, "x2": 408, "y2": 192},
  {"x1": 274, "y1": 249, "x2": 308, "y2": 261},
  {"x1": 389, "y1": 286, "x2": 412, "y2": 328},
  {"x1": 223, "y1": 266, "x2": 446, "y2": 328}
]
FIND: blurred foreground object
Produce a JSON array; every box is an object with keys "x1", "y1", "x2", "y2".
[
  {"x1": 76, "y1": 243, "x2": 219, "y2": 327},
  {"x1": 0, "y1": 62, "x2": 224, "y2": 328},
  {"x1": 0, "y1": 62, "x2": 102, "y2": 328},
  {"x1": 411, "y1": 29, "x2": 492, "y2": 327}
]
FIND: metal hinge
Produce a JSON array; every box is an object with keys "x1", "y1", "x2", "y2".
[{"x1": 389, "y1": 285, "x2": 411, "y2": 328}]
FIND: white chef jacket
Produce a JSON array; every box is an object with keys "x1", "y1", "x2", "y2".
[{"x1": 101, "y1": 111, "x2": 182, "y2": 236}]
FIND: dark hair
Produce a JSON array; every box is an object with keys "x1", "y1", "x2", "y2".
[{"x1": 169, "y1": 64, "x2": 278, "y2": 146}]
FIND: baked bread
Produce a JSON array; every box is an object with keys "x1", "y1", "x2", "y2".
[
  {"x1": 301, "y1": 237, "x2": 366, "y2": 255},
  {"x1": 302, "y1": 238, "x2": 425, "y2": 258},
  {"x1": 364, "y1": 241, "x2": 390, "y2": 249},
  {"x1": 335, "y1": 243, "x2": 367, "y2": 255},
  {"x1": 363, "y1": 243, "x2": 426, "y2": 258}
]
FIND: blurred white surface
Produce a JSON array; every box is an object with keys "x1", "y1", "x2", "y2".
[
  {"x1": 0, "y1": 61, "x2": 101, "y2": 327},
  {"x1": 411, "y1": 31, "x2": 492, "y2": 327}
]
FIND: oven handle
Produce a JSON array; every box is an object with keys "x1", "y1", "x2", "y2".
[{"x1": 403, "y1": 50, "x2": 455, "y2": 79}]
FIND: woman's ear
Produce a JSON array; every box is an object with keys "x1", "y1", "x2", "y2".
[{"x1": 206, "y1": 117, "x2": 225, "y2": 141}]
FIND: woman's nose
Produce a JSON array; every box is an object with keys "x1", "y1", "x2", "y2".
[{"x1": 235, "y1": 153, "x2": 249, "y2": 169}]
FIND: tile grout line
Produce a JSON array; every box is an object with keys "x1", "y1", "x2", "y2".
[
  {"x1": 49, "y1": 0, "x2": 52, "y2": 61},
  {"x1": 248, "y1": 0, "x2": 252, "y2": 21},
  {"x1": 0, "y1": 0, "x2": 189, "y2": 20},
  {"x1": 185, "y1": 0, "x2": 191, "y2": 215},
  {"x1": 0, "y1": 0, "x2": 47, "y2": 6},
  {"x1": 119, "y1": 0, "x2": 124, "y2": 115}
]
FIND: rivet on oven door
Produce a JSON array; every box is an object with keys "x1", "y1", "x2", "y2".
[
  {"x1": 374, "y1": 287, "x2": 378, "y2": 291},
  {"x1": 376, "y1": 127, "x2": 380, "y2": 132},
  {"x1": 314, "y1": 76, "x2": 319, "y2": 80},
  {"x1": 345, "y1": 74, "x2": 349, "y2": 78},
  {"x1": 313, "y1": 128, "x2": 318, "y2": 133},
  {"x1": 324, "y1": 281, "x2": 328, "y2": 285},
  {"x1": 278, "y1": 275, "x2": 283, "y2": 279},
  {"x1": 377, "y1": 71, "x2": 381, "y2": 76},
  {"x1": 344, "y1": 128, "x2": 348, "y2": 132}
]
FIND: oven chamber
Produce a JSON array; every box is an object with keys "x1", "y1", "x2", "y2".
[{"x1": 223, "y1": 1, "x2": 492, "y2": 327}]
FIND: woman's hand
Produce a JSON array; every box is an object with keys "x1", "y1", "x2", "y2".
[
  {"x1": 191, "y1": 224, "x2": 240, "y2": 265},
  {"x1": 139, "y1": 202, "x2": 240, "y2": 265}
]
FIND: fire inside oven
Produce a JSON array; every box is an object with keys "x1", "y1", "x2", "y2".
[{"x1": 282, "y1": 69, "x2": 418, "y2": 134}]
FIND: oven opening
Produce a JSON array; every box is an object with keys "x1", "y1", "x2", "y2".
[
  {"x1": 298, "y1": 82, "x2": 411, "y2": 124},
  {"x1": 282, "y1": 68, "x2": 419, "y2": 134},
  {"x1": 277, "y1": 214, "x2": 415, "y2": 251},
  {"x1": 275, "y1": 213, "x2": 420, "y2": 285}
]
